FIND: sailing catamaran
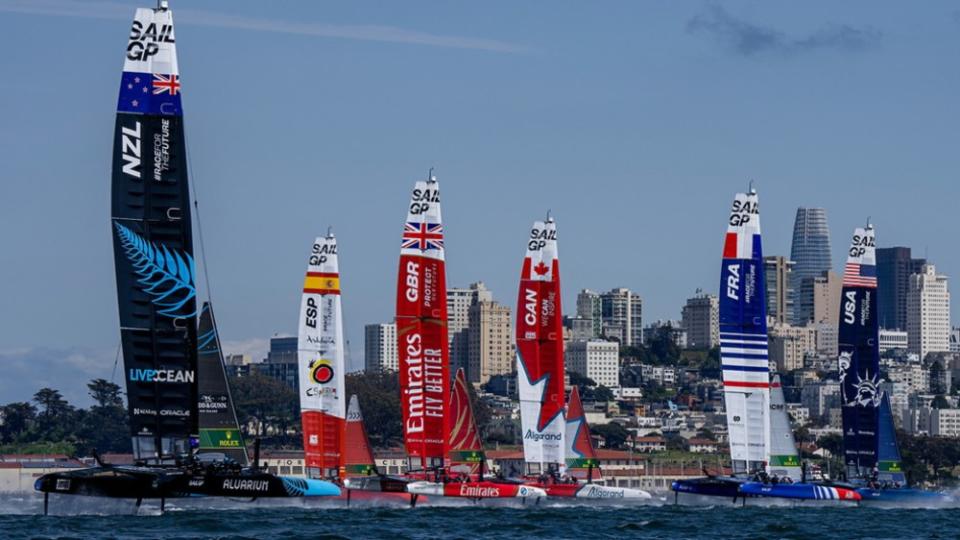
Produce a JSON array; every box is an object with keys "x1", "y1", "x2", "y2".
[
  {"x1": 515, "y1": 216, "x2": 566, "y2": 475},
  {"x1": 833, "y1": 224, "x2": 948, "y2": 503},
  {"x1": 297, "y1": 232, "x2": 346, "y2": 481},
  {"x1": 396, "y1": 172, "x2": 450, "y2": 478},
  {"x1": 405, "y1": 369, "x2": 546, "y2": 500},
  {"x1": 34, "y1": 2, "x2": 339, "y2": 512},
  {"x1": 671, "y1": 188, "x2": 858, "y2": 503}
]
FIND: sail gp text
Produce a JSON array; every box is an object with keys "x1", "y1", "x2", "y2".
[{"x1": 403, "y1": 333, "x2": 444, "y2": 434}]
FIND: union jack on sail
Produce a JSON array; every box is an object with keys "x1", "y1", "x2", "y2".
[{"x1": 401, "y1": 222, "x2": 444, "y2": 251}]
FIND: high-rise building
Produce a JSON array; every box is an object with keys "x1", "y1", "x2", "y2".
[
  {"x1": 795, "y1": 270, "x2": 840, "y2": 327},
  {"x1": 643, "y1": 320, "x2": 687, "y2": 348},
  {"x1": 951, "y1": 327, "x2": 960, "y2": 354},
  {"x1": 600, "y1": 288, "x2": 643, "y2": 346},
  {"x1": 564, "y1": 315, "x2": 595, "y2": 342},
  {"x1": 467, "y1": 300, "x2": 513, "y2": 385},
  {"x1": 907, "y1": 264, "x2": 951, "y2": 359},
  {"x1": 879, "y1": 329, "x2": 909, "y2": 354},
  {"x1": 789, "y1": 208, "x2": 833, "y2": 325},
  {"x1": 764, "y1": 256, "x2": 794, "y2": 326},
  {"x1": 681, "y1": 291, "x2": 719, "y2": 349},
  {"x1": 447, "y1": 282, "x2": 493, "y2": 374},
  {"x1": 877, "y1": 247, "x2": 927, "y2": 331},
  {"x1": 576, "y1": 289, "x2": 602, "y2": 339},
  {"x1": 364, "y1": 322, "x2": 397, "y2": 372},
  {"x1": 566, "y1": 340, "x2": 619, "y2": 388},
  {"x1": 260, "y1": 336, "x2": 298, "y2": 390},
  {"x1": 769, "y1": 323, "x2": 817, "y2": 373}
]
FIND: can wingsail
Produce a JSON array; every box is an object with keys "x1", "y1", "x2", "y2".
[
  {"x1": 396, "y1": 173, "x2": 449, "y2": 469},
  {"x1": 838, "y1": 225, "x2": 881, "y2": 480},
  {"x1": 447, "y1": 368, "x2": 485, "y2": 476},
  {"x1": 768, "y1": 374, "x2": 800, "y2": 479},
  {"x1": 111, "y1": 6, "x2": 197, "y2": 463},
  {"x1": 297, "y1": 233, "x2": 346, "y2": 479},
  {"x1": 719, "y1": 189, "x2": 770, "y2": 475},
  {"x1": 197, "y1": 302, "x2": 248, "y2": 465},
  {"x1": 515, "y1": 217, "x2": 565, "y2": 468}
]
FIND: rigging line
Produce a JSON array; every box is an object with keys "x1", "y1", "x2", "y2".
[{"x1": 183, "y1": 128, "x2": 215, "y2": 308}]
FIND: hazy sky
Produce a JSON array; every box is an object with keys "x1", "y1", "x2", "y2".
[{"x1": 1, "y1": 1, "x2": 958, "y2": 405}]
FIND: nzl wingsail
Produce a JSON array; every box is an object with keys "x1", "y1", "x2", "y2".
[
  {"x1": 297, "y1": 232, "x2": 346, "y2": 480},
  {"x1": 719, "y1": 189, "x2": 770, "y2": 476},
  {"x1": 34, "y1": 4, "x2": 340, "y2": 511},
  {"x1": 197, "y1": 302, "x2": 248, "y2": 465},
  {"x1": 515, "y1": 217, "x2": 566, "y2": 470},
  {"x1": 396, "y1": 172, "x2": 449, "y2": 471}
]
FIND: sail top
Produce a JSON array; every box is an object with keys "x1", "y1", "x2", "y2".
[
  {"x1": 723, "y1": 191, "x2": 761, "y2": 260},
  {"x1": 521, "y1": 219, "x2": 558, "y2": 282},
  {"x1": 842, "y1": 226, "x2": 877, "y2": 289},
  {"x1": 401, "y1": 178, "x2": 444, "y2": 261},
  {"x1": 124, "y1": 8, "x2": 179, "y2": 75}
]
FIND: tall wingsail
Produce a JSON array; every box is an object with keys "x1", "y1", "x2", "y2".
[
  {"x1": 197, "y1": 302, "x2": 248, "y2": 465},
  {"x1": 342, "y1": 395, "x2": 377, "y2": 477},
  {"x1": 838, "y1": 225, "x2": 880, "y2": 479},
  {"x1": 111, "y1": 6, "x2": 197, "y2": 463},
  {"x1": 515, "y1": 217, "x2": 565, "y2": 468},
  {"x1": 768, "y1": 375, "x2": 800, "y2": 479},
  {"x1": 298, "y1": 233, "x2": 346, "y2": 479},
  {"x1": 564, "y1": 386, "x2": 600, "y2": 478},
  {"x1": 396, "y1": 174, "x2": 449, "y2": 468},
  {"x1": 719, "y1": 189, "x2": 770, "y2": 475},
  {"x1": 447, "y1": 368, "x2": 485, "y2": 476}
]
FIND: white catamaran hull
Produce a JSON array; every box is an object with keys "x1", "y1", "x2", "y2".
[{"x1": 406, "y1": 481, "x2": 546, "y2": 499}]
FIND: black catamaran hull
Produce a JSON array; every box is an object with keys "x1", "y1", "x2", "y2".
[
  {"x1": 671, "y1": 477, "x2": 744, "y2": 499},
  {"x1": 35, "y1": 466, "x2": 340, "y2": 499}
]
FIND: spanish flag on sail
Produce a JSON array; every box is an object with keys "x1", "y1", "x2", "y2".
[{"x1": 303, "y1": 272, "x2": 340, "y2": 295}]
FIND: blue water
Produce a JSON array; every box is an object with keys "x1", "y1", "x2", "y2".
[{"x1": 3, "y1": 495, "x2": 960, "y2": 539}]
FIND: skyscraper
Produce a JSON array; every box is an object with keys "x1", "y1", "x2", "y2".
[
  {"x1": 764, "y1": 256, "x2": 794, "y2": 326},
  {"x1": 907, "y1": 264, "x2": 951, "y2": 360},
  {"x1": 789, "y1": 208, "x2": 833, "y2": 325},
  {"x1": 876, "y1": 247, "x2": 927, "y2": 331},
  {"x1": 681, "y1": 291, "x2": 719, "y2": 349},
  {"x1": 447, "y1": 282, "x2": 493, "y2": 374},
  {"x1": 575, "y1": 289, "x2": 602, "y2": 338},
  {"x1": 600, "y1": 288, "x2": 643, "y2": 346},
  {"x1": 260, "y1": 336, "x2": 299, "y2": 389},
  {"x1": 467, "y1": 300, "x2": 513, "y2": 384},
  {"x1": 364, "y1": 322, "x2": 398, "y2": 372}
]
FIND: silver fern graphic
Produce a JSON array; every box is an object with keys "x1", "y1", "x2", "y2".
[{"x1": 114, "y1": 221, "x2": 196, "y2": 318}]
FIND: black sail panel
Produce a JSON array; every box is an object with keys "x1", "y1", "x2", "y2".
[
  {"x1": 197, "y1": 303, "x2": 249, "y2": 465},
  {"x1": 111, "y1": 6, "x2": 197, "y2": 462}
]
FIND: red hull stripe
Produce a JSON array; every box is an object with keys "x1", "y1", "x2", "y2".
[{"x1": 722, "y1": 232, "x2": 738, "y2": 259}]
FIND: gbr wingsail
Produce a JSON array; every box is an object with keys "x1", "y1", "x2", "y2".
[
  {"x1": 297, "y1": 233, "x2": 346, "y2": 479},
  {"x1": 396, "y1": 173, "x2": 449, "y2": 469},
  {"x1": 718, "y1": 189, "x2": 770, "y2": 475},
  {"x1": 197, "y1": 302, "x2": 248, "y2": 464},
  {"x1": 111, "y1": 6, "x2": 197, "y2": 462},
  {"x1": 515, "y1": 217, "x2": 565, "y2": 467}
]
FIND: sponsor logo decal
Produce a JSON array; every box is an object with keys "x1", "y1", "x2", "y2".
[
  {"x1": 129, "y1": 368, "x2": 195, "y2": 383},
  {"x1": 726, "y1": 263, "x2": 740, "y2": 300},
  {"x1": 458, "y1": 484, "x2": 500, "y2": 498},
  {"x1": 524, "y1": 429, "x2": 562, "y2": 442},
  {"x1": 409, "y1": 187, "x2": 440, "y2": 215},
  {"x1": 403, "y1": 332, "x2": 444, "y2": 435},
  {"x1": 222, "y1": 479, "x2": 270, "y2": 492},
  {"x1": 729, "y1": 198, "x2": 758, "y2": 226},
  {"x1": 120, "y1": 120, "x2": 142, "y2": 179},
  {"x1": 127, "y1": 19, "x2": 175, "y2": 62},
  {"x1": 309, "y1": 358, "x2": 335, "y2": 384}
]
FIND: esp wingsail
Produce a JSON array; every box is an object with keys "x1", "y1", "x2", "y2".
[
  {"x1": 838, "y1": 224, "x2": 881, "y2": 479},
  {"x1": 111, "y1": 5, "x2": 197, "y2": 462},
  {"x1": 396, "y1": 172, "x2": 449, "y2": 469},
  {"x1": 719, "y1": 189, "x2": 770, "y2": 475},
  {"x1": 515, "y1": 216, "x2": 566, "y2": 468},
  {"x1": 197, "y1": 303, "x2": 248, "y2": 465},
  {"x1": 298, "y1": 233, "x2": 346, "y2": 480}
]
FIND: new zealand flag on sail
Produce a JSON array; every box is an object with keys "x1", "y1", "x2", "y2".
[{"x1": 117, "y1": 71, "x2": 182, "y2": 116}]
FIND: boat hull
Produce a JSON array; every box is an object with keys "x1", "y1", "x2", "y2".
[
  {"x1": 406, "y1": 480, "x2": 546, "y2": 499},
  {"x1": 671, "y1": 477, "x2": 743, "y2": 499},
  {"x1": 34, "y1": 466, "x2": 341, "y2": 498},
  {"x1": 537, "y1": 483, "x2": 651, "y2": 499},
  {"x1": 739, "y1": 482, "x2": 860, "y2": 501},
  {"x1": 856, "y1": 487, "x2": 952, "y2": 504}
]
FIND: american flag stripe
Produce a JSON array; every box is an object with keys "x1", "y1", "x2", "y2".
[{"x1": 843, "y1": 262, "x2": 877, "y2": 288}]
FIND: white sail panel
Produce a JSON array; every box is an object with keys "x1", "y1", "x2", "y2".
[
  {"x1": 124, "y1": 8, "x2": 179, "y2": 75},
  {"x1": 768, "y1": 375, "x2": 802, "y2": 479}
]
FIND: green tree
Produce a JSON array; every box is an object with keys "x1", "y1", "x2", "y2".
[
  {"x1": 32, "y1": 388, "x2": 76, "y2": 442},
  {"x1": 648, "y1": 324, "x2": 681, "y2": 364},
  {"x1": 0, "y1": 402, "x2": 36, "y2": 444},
  {"x1": 229, "y1": 374, "x2": 298, "y2": 441},
  {"x1": 345, "y1": 372, "x2": 402, "y2": 448},
  {"x1": 88, "y1": 378, "x2": 123, "y2": 408},
  {"x1": 695, "y1": 427, "x2": 717, "y2": 441},
  {"x1": 591, "y1": 385, "x2": 615, "y2": 402},
  {"x1": 592, "y1": 423, "x2": 629, "y2": 449},
  {"x1": 77, "y1": 379, "x2": 129, "y2": 454}
]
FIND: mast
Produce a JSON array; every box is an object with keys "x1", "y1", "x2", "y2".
[
  {"x1": 297, "y1": 232, "x2": 347, "y2": 480},
  {"x1": 768, "y1": 374, "x2": 801, "y2": 479},
  {"x1": 396, "y1": 171, "x2": 449, "y2": 470},
  {"x1": 111, "y1": 4, "x2": 198, "y2": 463},
  {"x1": 718, "y1": 188, "x2": 770, "y2": 475},
  {"x1": 447, "y1": 368, "x2": 486, "y2": 478},
  {"x1": 838, "y1": 224, "x2": 880, "y2": 480},
  {"x1": 197, "y1": 302, "x2": 249, "y2": 465},
  {"x1": 515, "y1": 215, "x2": 565, "y2": 469}
]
